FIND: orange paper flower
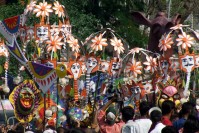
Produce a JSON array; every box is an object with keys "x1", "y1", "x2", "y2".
[
  {"x1": 129, "y1": 47, "x2": 142, "y2": 53},
  {"x1": 126, "y1": 60, "x2": 142, "y2": 78},
  {"x1": 143, "y1": 56, "x2": 157, "y2": 73},
  {"x1": 158, "y1": 34, "x2": 174, "y2": 51},
  {"x1": 33, "y1": 2, "x2": 53, "y2": 17},
  {"x1": 176, "y1": 32, "x2": 194, "y2": 49},
  {"x1": 110, "y1": 37, "x2": 124, "y2": 54},
  {"x1": 170, "y1": 24, "x2": 189, "y2": 30},
  {"x1": 67, "y1": 36, "x2": 80, "y2": 53},
  {"x1": 91, "y1": 34, "x2": 107, "y2": 51},
  {"x1": 24, "y1": 1, "x2": 36, "y2": 14},
  {"x1": 53, "y1": 1, "x2": 65, "y2": 18},
  {"x1": 46, "y1": 36, "x2": 63, "y2": 52}
]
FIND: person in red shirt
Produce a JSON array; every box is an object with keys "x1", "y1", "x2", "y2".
[
  {"x1": 97, "y1": 97, "x2": 124, "y2": 133},
  {"x1": 161, "y1": 100, "x2": 175, "y2": 126}
]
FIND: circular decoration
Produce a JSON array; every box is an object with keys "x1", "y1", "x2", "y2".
[
  {"x1": 9, "y1": 80, "x2": 41, "y2": 123},
  {"x1": 67, "y1": 107, "x2": 83, "y2": 121}
]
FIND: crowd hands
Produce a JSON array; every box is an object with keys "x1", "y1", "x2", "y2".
[{"x1": 1, "y1": 95, "x2": 199, "y2": 133}]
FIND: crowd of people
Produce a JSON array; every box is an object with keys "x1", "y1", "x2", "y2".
[{"x1": 0, "y1": 97, "x2": 199, "y2": 133}]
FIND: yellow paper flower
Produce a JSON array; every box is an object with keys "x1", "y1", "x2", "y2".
[
  {"x1": 46, "y1": 36, "x2": 63, "y2": 52},
  {"x1": 176, "y1": 32, "x2": 194, "y2": 49},
  {"x1": 158, "y1": 34, "x2": 174, "y2": 51},
  {"x1": 126, "y1": 60, "x2": 142, "y2": 78},
  {"x1": 110, "y1": 37, "x2": 124, "y2": 54},
  {"x1": 33, "y1": 2, "x2": 53, "y2": 17},
  {"x1": 67, "y1": 36, "x2": 80, "y2": 53},
  {"x1": 143, "y1": 56, "x2": 157, "y2": 73},
  {"x1": 53, "y1": 1, "x2": 65, "y2": 18},
  {"x1": 91, "y1": 34, "x2": 107, "y2": 51}
]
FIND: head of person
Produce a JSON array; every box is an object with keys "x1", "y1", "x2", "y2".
[
  {"x1": 121, "y1": 106, "x2": 134, "y2": 123},
  {"x1": 7, "y1": 130, "x2": 16, "y2": 133},
  {"x1": 56, "y1": 127, "x2": 69, "y2": 133},
  {"x1": 161, "y1": 100, "x2": 175, "y2": 116},
  {"x1": 179, "y1": 102, "x2": 194, "y2": 118},
  {"x1": 150, "y1": 110, "x2": 162, "y2": 123},
  {"x1": 70, "y1": 128, "x2": 85, "y2": 133},
  {"x1": 161, "y1": 126, "x2": 178, "y2": 133},
  {"x1": 139, "y1": 101, "x2": 150, "y2": 116},
  {"x1": 183, "y1": 116, "x2": 199, "y2": 133},
  {"x1": 106, "y1": 106, "x2": 117, "y2": 125},
  {"x1": 15, "y1": 123, "x2": 24, "y2": 133},
  {"x1": 45, "y1": 125, "x2": 56, "y2": 131}
]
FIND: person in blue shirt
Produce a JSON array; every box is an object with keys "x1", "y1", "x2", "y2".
[{"x1": 173, "y1": 102, "x2": 194, "y2": 131}]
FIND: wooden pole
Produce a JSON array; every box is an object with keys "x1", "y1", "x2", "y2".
[{"x1": 43, "y1": 93, "x2": 46, "y2": 131}]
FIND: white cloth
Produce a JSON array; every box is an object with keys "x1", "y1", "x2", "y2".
[
  {"x1": 121, "y1": 120, "x2": 140, "y2": 133},
  {"x1": 43, "y1": 129, "x2": 57, "y2": 133},
  {"x1": 135, "y1": 118, "x2": 152, "y2": 133},
  {"x1": 25, "y1": 131, "x2": 34, "y2": 133},
  {"x1": 149, "y1": 123, "x2": 165, "y2": 133}
]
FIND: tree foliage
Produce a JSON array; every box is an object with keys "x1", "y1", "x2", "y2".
[{"x1": 0, "y1": 0, "x2": 198, "y2": 79}]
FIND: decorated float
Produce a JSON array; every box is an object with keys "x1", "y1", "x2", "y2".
[{"x1": 0, "y1": 0, "x2": 199, "y2": 130}]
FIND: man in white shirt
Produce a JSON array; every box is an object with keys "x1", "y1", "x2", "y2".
[
  {"x1": 135, "y1": 101, "x2": 152, "y2": 133},
  {"x1": 149, "y1": 110, "x2": 165, "y2": 133},
  {"x1": 121, "y1": 106, "x2": 140, "y2": 133}
]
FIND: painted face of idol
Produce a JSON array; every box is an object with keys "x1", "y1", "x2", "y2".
[
  {"x1": 71, "y1": 63, "x2": 80, "y2": 79},
  {"x1": 36, "y1": 26, "x2": 49, "y2": 40},
  {"x1": 160, "y1": 60, "x2": 169, "y2": 75},
  {"x1": 86, "y1": 57, "x2": 97, "y2": 73},
  {"x1": 181, "y1": 55, "x2": 194, "y2": 72}
]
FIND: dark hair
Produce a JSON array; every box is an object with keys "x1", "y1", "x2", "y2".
[
  {"x1": 183, "y1": 115, "x2": 199, "y2": 133},
  {"x1": 69, "y1": 128, "x2": 86, "y2": 133},
  {"x1": 15, "y1": 123, "x2": 24, "y2": 133},
  {"x1": 7, "y1": 130, "x2": 16, "y2": 133},
  {"x1": 161, "y1": 126, "x2": 178, "y2": 133},
  {"x1": 34, "y1": 129, "x2": 43, "y2": 133},
  {"x1": 161, "y1": 100, "x2": 175, "y2": 115},
  {"x1": 179, "y1": 102, "x2": 194, "y2": 118},
  {"x1": 122, "y1": 106, "x2": 134, "y2": 122},
  {"x1": 150, "y1": 110, "x2": 162, "y2": 123},
  {"x1": 139, "y1": 101, "x2": 150, "y2": 116},
  {"x1": 46, "y1": 125, "x2": 56, "y2": 130},
  {"x1": 57, "y1": 127, "x2": 70, "y2": 133}
]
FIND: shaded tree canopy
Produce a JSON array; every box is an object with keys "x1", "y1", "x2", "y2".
[{"x1": 0, "y1": 0, "x2": 198, "y2": 77}]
